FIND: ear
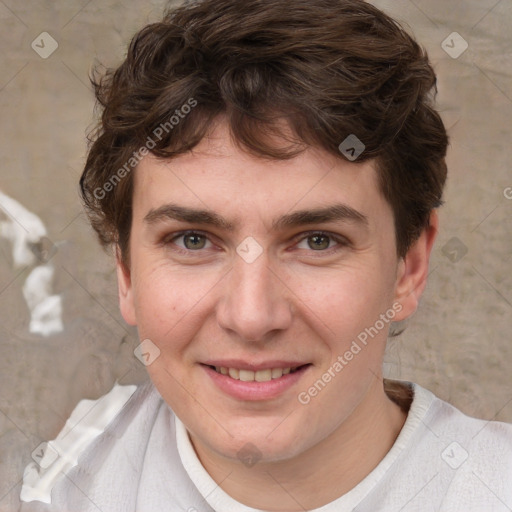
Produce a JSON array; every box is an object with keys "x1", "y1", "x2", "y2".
[
  {"x1": 392, "y1": 210, "x2": 439, "y2": 322},
  {"x1": 116, "y1": 247, "x2": 137, "y2": 326}
]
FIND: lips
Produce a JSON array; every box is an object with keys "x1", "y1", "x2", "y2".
[{"x1": 201, "y1": 361, "x2": 312, "y2": 400}]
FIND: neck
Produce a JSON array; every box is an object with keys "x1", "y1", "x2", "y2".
[{"x1": 190, "y1": 379, "x2": 408, "y2": 511}]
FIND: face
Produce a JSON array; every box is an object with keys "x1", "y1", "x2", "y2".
[{"x1": 117, "y1": 118, "x2": 432, "y2": 464}]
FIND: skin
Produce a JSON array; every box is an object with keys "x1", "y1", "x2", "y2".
[{"x1": 117, "y1": 117, "x2": 438, "y2": 510}]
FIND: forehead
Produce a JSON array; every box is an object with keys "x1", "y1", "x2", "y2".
[{"x1": 133, "y1": 120, "x2": 391, "y2": 232}]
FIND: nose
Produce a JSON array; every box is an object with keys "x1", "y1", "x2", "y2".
[{"x1": 216, "y1": 252, "x2": 293, "y2": 343}]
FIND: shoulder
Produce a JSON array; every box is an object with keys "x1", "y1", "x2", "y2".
[
  {"x1": 421, "y1": 383, "x2": 512, "y2": 452},
  {"x1": 410, "y1": 382, "x2": 512, "y2": 509},
  {"x1": 20, "y1": 380, "x2": 163, "y2": 508}
]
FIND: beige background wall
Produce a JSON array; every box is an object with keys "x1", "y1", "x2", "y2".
[{"x1": 0, "y1": 0, "x2": 511, "y2": 510}]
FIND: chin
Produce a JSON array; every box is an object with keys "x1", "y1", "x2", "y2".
[{"x1": 204, "y1": 424, "x2": 311, "y2": 465}]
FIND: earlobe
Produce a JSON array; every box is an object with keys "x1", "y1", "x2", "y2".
[
  {"x1": 116, "y1": 250, "x2": 137, "y2": 326},
  {"x1": 392, "y1": 210, "x2": 439, "y2": 322}
]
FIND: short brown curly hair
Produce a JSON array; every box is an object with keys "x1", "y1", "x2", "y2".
[{"x1": 80, "y1": 0, "x2": 448, "y2": 267}]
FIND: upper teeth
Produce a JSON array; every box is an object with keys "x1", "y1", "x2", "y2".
[{"x1": 215, "y1": 367, "x2": 295, "y2": 382}]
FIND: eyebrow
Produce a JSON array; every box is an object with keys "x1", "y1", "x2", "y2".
[{"x1": 143, "y1": 203, "x2": 369, "y2": 231}]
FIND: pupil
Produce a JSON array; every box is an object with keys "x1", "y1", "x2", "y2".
[
  {"x1": 185, "y1": 234, "x2": 205, "y2": 250},
  {"x1": 309, "y1": 235, "x2": 329, "y2": 250}
]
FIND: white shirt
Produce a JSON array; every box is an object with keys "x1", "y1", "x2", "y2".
[{"x1": 20, "y1": 380, "x2": 512, "y2": 511}]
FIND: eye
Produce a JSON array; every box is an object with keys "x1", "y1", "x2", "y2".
[
  {"x1": 295, "y1": 231, "x2": 347, "y2": 252},
  {"x1": 166, "y1": 231, "x2": 214, "y2": 252}
]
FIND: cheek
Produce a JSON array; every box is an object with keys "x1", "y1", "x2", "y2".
[
  {"x1": 288, "y1": 263, "x2": 390, "y2": 333},
  {"x1": 130, "y1": 261, "x2": 220, "y2": 343}
]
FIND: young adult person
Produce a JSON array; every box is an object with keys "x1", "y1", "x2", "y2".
[{"x1": 20, "y1": 1, "x2": 512, "y2": 510}]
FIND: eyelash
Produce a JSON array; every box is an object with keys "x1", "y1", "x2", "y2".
[{"x1": 163, "y1": 230, "x2": 349, "y2": 256}]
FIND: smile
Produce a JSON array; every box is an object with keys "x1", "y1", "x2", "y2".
[
  {"x1": 209, "y1": 365, "x2": 304, "y2": 382},
  {"x1": 202, "y1": 362, "x2": 312, "y2": 401}
]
